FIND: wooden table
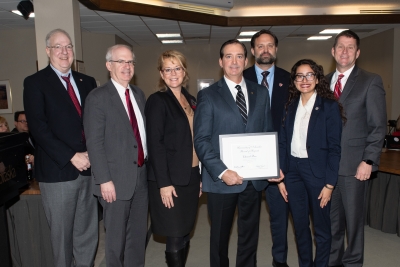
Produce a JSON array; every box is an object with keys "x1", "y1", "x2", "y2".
[
  {"x1": 21, "y1": 180, "x2": 41, "y2": 195},
  {"x1": 379, "y1": 149, "x2": 400, "y2": 175}
]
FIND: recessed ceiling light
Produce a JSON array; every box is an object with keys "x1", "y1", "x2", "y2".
[
  {"x1": 12, "y1": 10, "x2": 35, "y2": 18},
  {"x1": 239, "y1": 31, "x2": 257, "y2": 36},
  {"x1": 307, "y1": 36, "x2": 332, "y2": 40},
  {"x1": 162, "y1": 40, "x2": 183, "y2": 44},
  {"x1": 320, "y1": 29, "x2": 348, "y2": 34},
  {"x1": 237, "y1": 38, "x2": 251, "y2": 42},
  {"x1": 156, "y1": 33, "x2": 181, "y2": 38}
]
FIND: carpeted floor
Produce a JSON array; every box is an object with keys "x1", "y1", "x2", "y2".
[{"x1": 95, "y1": 193, "x2": 400, "y2": 267}]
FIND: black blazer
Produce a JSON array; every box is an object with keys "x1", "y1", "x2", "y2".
[
  {"x1": 243, "y1": 65, "x2": 290, "y2": 132},
  {"x1": 145, "y1": 87, "x2": 196, "y2": 188},
  {"x1": 23, "y1": 65, "x2": 97, "y2": 182}
]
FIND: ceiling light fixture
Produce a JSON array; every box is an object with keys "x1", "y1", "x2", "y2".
[
  {"x1": 239, "y1": 31, "x2": 257, "y2": 37},
  {"x1": 320, "y1": 29, "x2": 348, "y2": 34},
  {"x1": 307, "y1": 36, "x2": 332, "y2": 40},
  {"x1": 156, "y1": 33, "x2": 181, "y2": 38},
  {"x1": 237, "y1": 38, "x2": 251, "y2": 42},
  {"x1": 12, "y1": 10, "x2": 35, "y2": 18},
  {"x1": 16, "y1": 0, "x2": 34, "y2": 20},
  {"x1": 162, "y1": 40, "x2": 184, "y2": 44}
]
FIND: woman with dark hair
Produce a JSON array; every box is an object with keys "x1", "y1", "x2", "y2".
[
  {"x1": 277, "y1": 59, "x2": 344, "y2": 267},
  {"x1": 145, "y1": 50, "x2": 201, "y2": 266}
]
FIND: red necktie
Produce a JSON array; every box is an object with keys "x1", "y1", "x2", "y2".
[
  {"x1": 61, "y1": 74, "x2": 82, "y2": 117},
  {"x1": 125, "y1": 89, "x2": 144, "y2": 167},
  {"x1": 62, "y1": 75, "x2": 85, "y2": 142},
  {"x1": 334, "y1": 74, "x2": 344, "y2": 99}
]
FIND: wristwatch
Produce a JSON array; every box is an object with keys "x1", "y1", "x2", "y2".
[{"x1": 363, "y1": 159, "x2": 374, "y2": 165}]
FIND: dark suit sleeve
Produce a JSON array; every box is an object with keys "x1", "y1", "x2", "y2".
[
  {"x1": 278, "y1": 109, "x2": 288, "y2": 174},
  {"x1": 363, "y1": 75, "x2": 386, "y2": 164},
  {"x1": 194, "y1": 89, "x2": 227, "y2": 181},
  {"x1": 325, "y1": 101, "x2": 342, "y2": 186},
  {"x1": 23, "y1": 76, "x2": 76, "y2": 168},
  {"x1": 145, "y1": 94, "x2": 172, "y2": 188},
  {"x1": 83, "y1": 90, "x2": 112, "y2": 185}
]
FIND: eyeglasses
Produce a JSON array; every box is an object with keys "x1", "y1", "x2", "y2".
[
  {"x1": 18, "y1": 120, "x2": 28, "y2": 124},
  {"x1": 295, "y1": 73, "x2": 316, "y2": 82},
  {"x1": 162, "y1": 67, "x2": 183, "y2": 75},
  {"x1": 47, "y1": 44, "x2": 74, "y2": 52},
  {"x1": 109, "y1": 60, "x2": 135, "y2": 66}
]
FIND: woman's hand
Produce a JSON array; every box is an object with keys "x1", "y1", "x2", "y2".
[
  {"x1": 277, "y1": 182, "x2": 288, "y2": 202},
  {"x1": 318, "y1": 184, "x2": 334, "y2": 208},
  {"x1": 160, "y1": 186, "x2": 178, "y2": 209},
  {"x1": 199, "y1": 182, "x2": 203, "y2": 197}
]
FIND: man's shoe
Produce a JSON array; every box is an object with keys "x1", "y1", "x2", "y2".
[{"x1": 272, "y1": 259, "x2": 289, "y2": 267}]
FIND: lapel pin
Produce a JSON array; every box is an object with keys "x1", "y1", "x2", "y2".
[
  {"x1": 251, "y1": 92, "x2": 253, "y2": 94},
  {"x1": 315, "y1": 107, "x2": 319, "y2": 110},
  {"x1": 279, "y1": 83, "x2": 283, "y2": 87},
  {"x1": 80, "y1": 79, "x2": 82, "y2": 81}
]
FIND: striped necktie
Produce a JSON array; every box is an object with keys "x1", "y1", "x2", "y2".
[{"x1": 235, "y1": 85, "x2": 247, "y2": 125}]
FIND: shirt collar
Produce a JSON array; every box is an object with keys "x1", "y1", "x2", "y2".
[
  {"x1": 223, "y1": 76, "x2": 246, "y2": 90},
  {"x1": 50, "y1": 64, "x2": 72, "y2": 77},
  {"x1": 334, "y1": 64, "x2": 355, "y2": 80},
  {"x1": 254, "y1": 64, "x2": 275, "y2": 78}
]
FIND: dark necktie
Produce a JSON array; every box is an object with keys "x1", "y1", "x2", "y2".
[
  {"x1": 125, "y1": 89, "x2": 144, "y2": 167},
  {"x1": 334, "y1": 74, "x2": 344, "y2": 99},
  {"x1": 61, "y1": 74, "x2": 82, "y2": 117},
  {"x1": 261, "y1": 71, "x2": 270, "y2": 89},
  {"x1": 235, "y1": 85, "x2": 247, "y2": 126}
]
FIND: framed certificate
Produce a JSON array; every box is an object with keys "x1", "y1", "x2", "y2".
[{"x1": 219, "y1": 132, "x2": 279, "y2": 180}]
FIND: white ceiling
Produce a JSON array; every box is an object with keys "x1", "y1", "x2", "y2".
[{"x1": 0, "y1": 0, "x2": 399, "y2": 46}]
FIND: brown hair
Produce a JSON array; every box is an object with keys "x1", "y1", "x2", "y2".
[
  {"x1": 0, "y1": 116, "x2": 10, "y2": 132},
  {"x1": 157, "y1": 50, "x2": 189, "y2": 91}
]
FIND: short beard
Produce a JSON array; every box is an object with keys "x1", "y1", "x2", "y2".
[{"x1": 256, "y1": 54, "x2": 276, "y2": 65}]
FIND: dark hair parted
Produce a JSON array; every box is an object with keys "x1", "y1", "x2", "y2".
[
  {"x1": 14, "y1": 110, "x2": 25, "y2": 122},
  {"x1": 157, "y1": 50, "x2": 189, "y2": 91},
  {"x1": 219, "y1": 39, "x2": 247, "y2": 59},
  {"x1": 283, "y1": 59, "x2": 346, "y2": 125},
  {"x1": 250, "y1": 29, "x2": 279, "y2": 48},
  {"x1": 333, "y1": 30, "x2": 360, "y2": 49}
]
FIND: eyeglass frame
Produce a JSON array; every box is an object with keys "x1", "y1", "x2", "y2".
[
  {"x1": 108, "y1": 60, "x2": 136, "y2": 66},
  {"x1": 161, "y1": 67, "x2": 184, "y2": 75},
  {"x1": 294, "y1": 73, "x2": 316, "y2": 82},
  {"x1": 17, "y1": 120, "x2": 28, "y2": 124},
  {"x1": 47, "y1": 44, "x2": 74, "y2": 52}
]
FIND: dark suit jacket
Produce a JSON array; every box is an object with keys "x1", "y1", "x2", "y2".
[
  {"x1": 145, "y1": 87, "x2": 196, "y2": 188},
  {"x1": 23, "y1": 65, "x2": 96, "y2": 182},
  {"x1": 194, "y1": 78, "x2": 273, "y2": 194},
  {"x1": 279, "y1": 95, "x2": 342, "y2": 186},
  {"x1": 326, "y1": 65, "x2": 386, "y2": 175},
  {"x1": 84, "y1": 80, "x2": 146, "y2": 200},
  {"x1": 243, "y1": 65, "x2": 290, "y2": 132}
]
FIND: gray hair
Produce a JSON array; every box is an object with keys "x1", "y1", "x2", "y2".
[
  {"x1": 105, "y1": 44, "x2": 135, "y2": 62},
  {"x1": 45, "y1": 29, "x2": 72, "y2": 47}
]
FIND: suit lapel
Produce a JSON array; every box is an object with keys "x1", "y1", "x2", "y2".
[
  {"x1": 108, "y1": 81, "x2": 134, "y2": 135},
  {"x1": 246, "y1": 80, "x2": 257, "y2": 122},
  {"x1": 44, "y1": 66, "x2": 81, "y2": 122},
  {"x1": 217, "y1": 79, "x2": 241, "y2": 116},
  {"x1": 339, "y1": 66, "x2": 358, "y2": 104},
  {"x1": 286, "y1": 99, "x2": 299, "y2": 144},
  {"x1": 130, "y1": 85, "x2": 145, "y2": 122},
  {"x1": 307, "y1": 94, "x2": 322, "y2": 135},
  {"x1": 71, "y1": 71, "x2": 87, "y2": 112}
]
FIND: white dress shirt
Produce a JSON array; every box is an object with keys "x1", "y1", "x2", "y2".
[
  {"x1": 111, "y1": 79, "x2": 147, "y2": 158},
  {"x1": 330, "y1": 65, "x2": 355, "y2": 92},
  {"x1": 291, "y1": 91, "x2": 317, "y2": 158}
]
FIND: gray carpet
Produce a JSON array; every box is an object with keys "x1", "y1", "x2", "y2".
[{"x1": 95, "y1": 193, "x2": 400, "y2": 266}]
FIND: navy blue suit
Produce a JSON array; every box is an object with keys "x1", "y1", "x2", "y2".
[
  {"x1": 194, "y1": 78, "x2": 273, "y2": 266},
  {"x1": 243, "y1": 65, "x2": 290, "y2": 263},
  {"x1": 279, "y1": 95, "x2": 342, "y2": 267}
]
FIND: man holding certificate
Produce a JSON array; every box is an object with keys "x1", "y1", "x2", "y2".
[{"x1": 194, "y1": 39, "x2": 283, "y2": 267}]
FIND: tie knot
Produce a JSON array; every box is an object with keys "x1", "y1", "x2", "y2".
[
  {"x1": 262, "y1": 71, "x2": 269, "y2": 78},
  {"x1": 125, "y1": 88, "x2": 130, "y2": 96},
  {"x1": 61, "y1": 74, "x2": 71, "y2": 82},
  {"x1": 235, "y1": 85, "x2": 242, "y2": 92},
  {"x1": 338, "y1": 74, "x2": 344, "y2": 81}
]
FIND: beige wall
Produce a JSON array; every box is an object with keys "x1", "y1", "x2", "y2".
[
  {"x1": 1, "y1": 27, "x2": 399, "y2": 128},
  {"x1": 357, "y1": 29, "x2": 394, "y2": 120}
]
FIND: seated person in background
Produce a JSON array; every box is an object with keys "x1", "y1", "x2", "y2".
[
  {"x1": 0, "y1": 116, "x2": 10, "y2": 132},
  {"x1": 12, "y1": 111, "x2": 35, "y2": 165},
  {"x1": 392, "y1": 115, "x2": 400, "y2": 136}
]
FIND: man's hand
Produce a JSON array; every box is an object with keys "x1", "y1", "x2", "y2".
[
  {"x1": 355, "y1": 161, "x2": 372, "y2": 181},
  {"x1": 268, "y1": 169, "x2": 285, "y2": 183},
  {"x1": 318, "y1": 185, "x2": 334, "y2": 208},
  {"x1": 221, "y1": 170, "x2": 243, "y2": 186},
  {"x1": 70, "y1": 152, "x2": 90, "y2": 171},
  {"x1": 100, "y1": 181, "x2": 116, "y2": 203}
]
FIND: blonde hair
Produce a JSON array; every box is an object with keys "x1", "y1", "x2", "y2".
[
  {"x1": 0, "y1": 116, "x2": 9, "y2": 132},
  {"x1": 157, "y1": 50, "x2": 189, "y2": 91}
]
